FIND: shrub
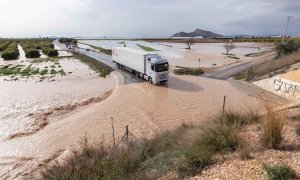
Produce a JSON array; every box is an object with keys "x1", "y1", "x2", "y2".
[
  {"x1": 177, "y1": 146, "x2": 213, "y2": 176},
  {"x1": 174, "y1": 66, "x2": 204, "y2": 76},
  {"x1": 25, "y1": 48, "x2": 40, "y2": 58},
  {"x1": 216, "y1": 110, "x2": 260, "y2": 127},
  {"x1": 275, "y1": 40, "x2": 300, "y2": 56},
  {"x1": 260, "y1": 103, "x2": 284, "y2": 149},
  {"x1": 0, "y1": 41, "x2": 11, "y2": 51},
  {"x1": 20, "y1": 41, "x2": 41, "y2": 58},
  {"x1": 264, "y1": 164, "x2": 296, "y2": 180},
  {"x1": 1, "y1": 42, "x2": 19, "y2": 60},
  {"x1": 42, "y1": 48, "x2": 58, "y2": 57}
]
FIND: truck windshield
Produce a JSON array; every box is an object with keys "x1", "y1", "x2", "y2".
[{"x1": 154, "y1": 63, "x2": 169, "y2": 72}]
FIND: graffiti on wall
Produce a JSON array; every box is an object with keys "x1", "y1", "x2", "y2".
[{"x1": 273, "y1": 78, "x2": 300, "y2": 96}]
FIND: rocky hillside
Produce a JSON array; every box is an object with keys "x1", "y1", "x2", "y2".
[{"x1": 171, "y1": 28, "x2": 223, "y2": 38}]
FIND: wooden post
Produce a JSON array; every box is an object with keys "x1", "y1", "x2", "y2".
[
  {"x1": 125, "y1": 125, "x2": 129, "y2": 142},
  {"x1": 111, "y1": 117, "x2": 116, "y2": 147},
  {"x1": 222, "y1": 96, "x2": 226, "y2": 114}
]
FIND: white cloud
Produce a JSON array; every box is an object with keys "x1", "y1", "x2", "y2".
[{"x1": 0, "y1": 0, "x2": 299, "y2": 37}]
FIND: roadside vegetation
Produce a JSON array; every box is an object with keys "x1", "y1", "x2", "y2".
[
  {"x1": 137, "y1": 44, "x2": 158, "y2": 52},
  {"x1": 79, "y1": 42, "x2": 112, "y2": 56},
  {"x1": 234, "y1": 49, "x2": 300, "y2": 81},
  {"x1": 174, "y1": 66, "x2": 204, "y2": 76},
  {"x1": 73, "y1": 53, "x2": 113, "y2": 77},
  {"x1": 264, "y1": 164, "x2": 296, "y2": 180}
]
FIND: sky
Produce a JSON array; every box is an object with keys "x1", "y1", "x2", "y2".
[{"x1": 0, "y1": 0, "x2": 299, "y2": 38}]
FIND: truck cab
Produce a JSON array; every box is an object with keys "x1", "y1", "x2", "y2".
[{"x1": 145, "y1": 55, "x2": 169, "y2": 84}]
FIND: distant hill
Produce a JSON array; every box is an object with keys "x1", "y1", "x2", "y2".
[{"x1": 171, "y1": 28, "x2": 223, "y2": 38}]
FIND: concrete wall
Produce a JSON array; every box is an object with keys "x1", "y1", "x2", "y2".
[{"x1": 253, "y1": 75, "x2": 300, "y2": 100}]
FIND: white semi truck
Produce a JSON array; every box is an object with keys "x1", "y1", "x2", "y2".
[{"x1": 112, "y1": 47, "x2": 169, "y2": 84}]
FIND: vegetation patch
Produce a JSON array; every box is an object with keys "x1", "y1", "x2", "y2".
[
  {"x1": 137, "y1": 44, "x2": 158, "y2": 52},
  {"x1": 264, "y1": 164, "x2": 296, "y2": 180},
  {"x1": 237, "y1": 50, "x2": 300, "y2": 81},
  {"x1": 73, "y1": 53, "x2": 113, "y2": 77},
  {"x1": 174, "y1": 66, "x2": 204, "y2": 76},
  {"x1": 0, "y1": 41, "x2": 12, "y2": 51},
  {"x1": 1, "y1": 42, "x2": 20, "y2": 60},
  {"x1": 260, "y1": 103, "x2": 284, "y2": 149},
  {"x1": 275, "y1": 40, "x2": 300, "y2": 56},
  {"x1": 0, "y1": 64, "x2": 66, "y2": 79},
  {"x1": 79, "y1": 42, "x2": 112, "y2": 56},
  {"x1": 245, "y1": 50, "x2": 273, "y2": 57},
  {"x1": 227, "y1": 55, "x2": 240, "y2": 60},
  {"x1": 20, "y1": 41, "x2": 41, "y2": 58}
]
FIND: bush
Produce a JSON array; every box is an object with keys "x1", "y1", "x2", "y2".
[
  {"x1": 174, "y1": 66, "x2": 204, "y2": 76},
  {"x1": 25, "y1": 48, "x2": 40, "y2": 58},
  {"x1": 264, "y1": 164, "x2": 296, "y2": 180},
  {"x1": 1, "y1": 42, "x2": 19, "y2": 60},
  {"x1": 20, "y1": 41, "x2": 41, "y2": 58},
  {"x1": 0, "y1": 41, "x2": 11, "y2": 51},
  {"x1": 260, "y1": 103, "x2": 284, "y2": 149},
  {"x1": 42, "y1": 48, "x2": 58, "y2": 57},
  {"x1": 275, "y1": 40, "x2": 300, "y2": 56}
]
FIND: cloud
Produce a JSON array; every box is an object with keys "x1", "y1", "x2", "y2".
[{"x1": 0, "y1": 0, "x2": 299, "y2": 37}]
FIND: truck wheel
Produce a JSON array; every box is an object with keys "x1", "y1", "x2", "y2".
[
  {"x1": 135, "y1": 71, "x2": 140, "y2": 78},
  {"x1": 148, "y1": 77, "x2": 153, "y2": 84}
]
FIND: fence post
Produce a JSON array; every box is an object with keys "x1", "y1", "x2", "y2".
[
  {"x1": 111, "y1": 117, "x2": 116, "y2": 147},
  {"x1": 125, "y1": 125, "x2": 129, "y2": 142},
  {"x1": 222, "y1": 96, "x2": 226, "y2": 114}
]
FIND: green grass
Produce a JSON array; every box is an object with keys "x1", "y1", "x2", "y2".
[
  {"x1": 73, "y1": 53, "x2": 113, "y2": 77},
  {"x1": 0, "y1": 64, "x2": 67, "y2": 79},
  {"x1": 227, "y1": 55, "x2": 240, "y2": 59},
  {"x1": 264, "y1": 164, "x2": 296, "y2": 180},
  {"x1": 174, "y1": 66, "x2": 204, "y2": 76},
  {"x1": 137, "y1": 44, "x2": 158, "y2": 52},
  {"x1": 79, "y1": 42, "x2": 112, "y2": 55},
  {"x1": 233, "y1": 71, "x2": 247, "y2": 80}
]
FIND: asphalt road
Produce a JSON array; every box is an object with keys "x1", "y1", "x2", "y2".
[{"x1": 203, "y1": 51, "x2": 277, "y2": 80}]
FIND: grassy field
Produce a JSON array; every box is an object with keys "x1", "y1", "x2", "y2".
[
  {"x1": 78, "y1": 42, "x2": 112, "y2": 56},
  {"x1": 173, "y1": 66, "x2": 204, "y2": 76},
  {"x1": 137, "y1": 44, "x2": 158, "y2": 51},
  {"x1": 73, "y1": 53, "x2": 113, "y2": 77}
]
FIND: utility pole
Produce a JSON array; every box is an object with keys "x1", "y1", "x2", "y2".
[{"x1": 282, "y1": 16, "x2": 293, "y2": 42}]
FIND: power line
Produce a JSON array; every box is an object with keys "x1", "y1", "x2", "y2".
[{"x1": 282, "y1": 16, "x2": 293, "y2": 42}]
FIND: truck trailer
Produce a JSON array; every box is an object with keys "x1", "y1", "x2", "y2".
[{"x1": 112, "y1": 47, "x2": 169, "y2": 84}]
